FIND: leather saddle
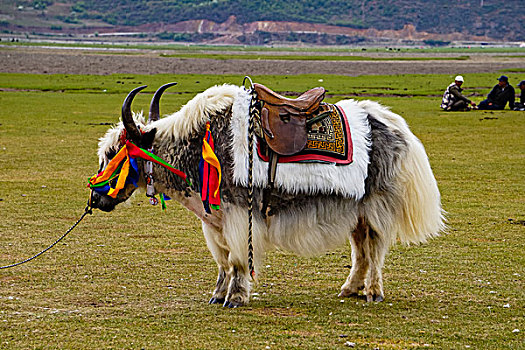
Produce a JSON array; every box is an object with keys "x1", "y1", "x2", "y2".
[{"x1": 254, "y1": 83, "x2": 326, "y2": 155}]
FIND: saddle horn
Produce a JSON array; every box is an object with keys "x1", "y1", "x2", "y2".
[
  {"x1": 121, "y1": 85, "x2": 147, "y2": 145},
  {"x1": 148, "y1": 82, "x2": 177, "y2": 124}
]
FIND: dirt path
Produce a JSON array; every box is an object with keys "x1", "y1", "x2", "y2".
[{"x1": 1, "y1": 46, "x2": 524, "y2": 76}]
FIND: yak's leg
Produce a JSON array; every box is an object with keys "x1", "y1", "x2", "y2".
[
  {"x1": 339, "y1": 217, "x2": 369, "y2": 297},
  {"x1": 221, "y1": 205, "x2": 265, "y2": 308},
  {"x1": 202, "y1": 222, "x2": 231, "y2": 305},
  {"x1": 363, "y1": 224, "x2": 388, "y2": 302},
  {"x1": 224, "y1": 265, "x2": 251, "y2": 308}
]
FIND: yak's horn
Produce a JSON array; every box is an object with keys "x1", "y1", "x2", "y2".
[
  {"x1": 121, "y1": 85, "x2": 147, "y2": 144},
  {"x1": 148, "y1": 82, "x2": 177, "y2": 124}
]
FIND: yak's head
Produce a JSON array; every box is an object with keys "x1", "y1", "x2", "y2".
[{"x1": 89, "y1": 83, "x2": 176, "y2": 212}]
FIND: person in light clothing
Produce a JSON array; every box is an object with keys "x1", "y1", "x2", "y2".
[{"x1": 441, "y1": 75, "x2": 477, "y2": 111}]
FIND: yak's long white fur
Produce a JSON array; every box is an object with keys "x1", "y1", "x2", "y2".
[
  {"x1": 151, "y1": 84, "x2": 242, "y2": 140},
  {"x1": 230, "y1": 89, "x2": 371, "y2": 199},
  {"x1": 265, "y1": 198, "x2": 360, "y2": 256},
  {"x1": 97, "y1": 84, "x2": 241, "y2": 164},
  {"x1": 356, "y1": 100, "x2": 446, "y2": 244}
]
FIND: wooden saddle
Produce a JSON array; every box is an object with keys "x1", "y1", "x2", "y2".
[{"x1": 253, "y1": 83, "x2": 326, "y2": 156}]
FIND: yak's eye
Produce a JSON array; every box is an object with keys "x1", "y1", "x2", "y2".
[{"x1": 106, "y1": 149, "x2": 117, "y2": 160}]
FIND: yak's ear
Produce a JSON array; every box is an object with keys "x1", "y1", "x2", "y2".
[{"x1": 141, "y1": 128, "x2": 157, "y2": 150}]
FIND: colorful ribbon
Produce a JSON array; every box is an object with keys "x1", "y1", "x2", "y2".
[
  {"x1": 89, "y1": 141, "x2": 189, "y2": 199},
  {"x1": 199, "y1": 122, "x2": 222, "y2": 213}
]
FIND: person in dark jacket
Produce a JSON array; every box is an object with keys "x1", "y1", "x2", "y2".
[
  {"x1": 478, "y1": 75, "x2": 515, "y2": 110},
  {"x1": 513, "y1": 80, "x2": 525, "y2": 111},
  {"x1": 440, "y1": 75, "x2": 477, "y2": 111}
]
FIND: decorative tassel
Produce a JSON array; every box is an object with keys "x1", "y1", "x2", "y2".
[
  {"x1": 199, "y1": 122, "x2": 222, "y2": 213},
  {"x1": 160, "y1": 193, "x2": 167, "y2": 210}
]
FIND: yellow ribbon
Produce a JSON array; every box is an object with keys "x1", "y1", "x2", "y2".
[{"x1": 89, "y1": 144, "x2": 131, "y2": 199}]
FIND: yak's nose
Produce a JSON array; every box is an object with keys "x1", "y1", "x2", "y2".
[
  {"x1": 89, "y1": 190, "x2": 99, "y2": 209},
  {"x1": 88, "y1": 191, "x2": 115, "y2": 212}
]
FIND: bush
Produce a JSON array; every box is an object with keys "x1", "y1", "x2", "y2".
[{"x1": 424, "y1": 39, "x2": 451, "y2": 46}]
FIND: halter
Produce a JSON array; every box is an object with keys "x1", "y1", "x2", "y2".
[{"x1": 89, "y1": 140, "x2": 190, "y2": 207}]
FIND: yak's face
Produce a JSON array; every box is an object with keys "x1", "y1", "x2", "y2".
[
  {"x1": 90, "y1": 135, "x2": 142, "y2": 212},
  {"x1": 89, "y1": 83, "x2": 176, "y2": 212}
]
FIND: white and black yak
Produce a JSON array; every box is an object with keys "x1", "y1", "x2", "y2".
[{"x1": 90, "y1": 83, "x2": 445, "y2": 307}]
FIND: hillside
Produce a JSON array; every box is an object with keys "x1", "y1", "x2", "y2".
[{"x1": 1, "y1": 0, "x2": 523, "y2": 44}]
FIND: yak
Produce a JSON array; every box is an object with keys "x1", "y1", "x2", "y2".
[{"x1": 89, "y1": 82, "x2": 445, "y2": 308}]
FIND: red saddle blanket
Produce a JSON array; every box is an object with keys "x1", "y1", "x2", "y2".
[{"x1": 257, "y1": 104, "x2": 353, "y2": 164}]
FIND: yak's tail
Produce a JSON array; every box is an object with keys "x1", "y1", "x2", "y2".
[
  {"x1": 394, "y1": 133, "x2": 446, "y2": 244},
  {"x1": 358, "y1": 100, "x2": 446, "y2": 245}
]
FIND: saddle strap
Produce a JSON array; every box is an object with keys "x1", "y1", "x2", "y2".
[{"x1": 260, "y1": 151, "x2": 279, "y2": 218}]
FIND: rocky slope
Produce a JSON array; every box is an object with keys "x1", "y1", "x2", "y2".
[{"x1": 1, "y1": 1, "x2": 523, "y2": 44}]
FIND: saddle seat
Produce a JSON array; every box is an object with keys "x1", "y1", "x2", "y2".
[
  {"x1": 253, "y1": 83, "x2": 326, "y2": 155},
  {"x1": 254, "y1": 83, "x2": 325, "y2": 114}
]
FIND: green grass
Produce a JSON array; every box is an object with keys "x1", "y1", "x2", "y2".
[
  {"x1": 0, "y1": 74, "x2": 523, "y2": 349},
  {"x1": 2, "y1": 71, "x2": 522, "y2": 97},
  {"x1": 500, "y1": 68, "x2": 525, "y2": 73}
]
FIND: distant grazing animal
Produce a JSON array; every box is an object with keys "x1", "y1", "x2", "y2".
[{"x1": 90, "y1": 82, "x2": 445, "y2": 307}]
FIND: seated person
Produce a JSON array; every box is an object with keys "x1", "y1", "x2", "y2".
[
  {"x1": 513, "y1": 80, "x2": 525, "y2": 111},
  {"x1": 478, "y1": 75, "x2": 515, "y2": 110},
  {"x1": 440, "y1": 75, "x2": 477, "y2": 111}
]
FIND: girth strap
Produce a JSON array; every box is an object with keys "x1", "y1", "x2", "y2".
[{"x1": 260, "y1": 151, "x2": 279, "y2": 218}]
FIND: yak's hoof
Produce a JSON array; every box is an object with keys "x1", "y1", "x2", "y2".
[
  {"x1": 339, "y1": 285, "x2": 365, "y2": 298},
  {"x1": 338, "y1": 290, "x2": 359, "y2": 298},
  {"x1": 366, "y1": 294, "x2": 384, "y2": 302},
  {"x1": 209, "y1": 297, "x2": 225, "y2": 305},
  {"x1": 223, "y1": 300, "x2": 243, "y2": 308}
]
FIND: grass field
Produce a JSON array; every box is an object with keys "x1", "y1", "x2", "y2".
[{"x1": 0, "y1": 73, "x2": 523, "y2": 349}]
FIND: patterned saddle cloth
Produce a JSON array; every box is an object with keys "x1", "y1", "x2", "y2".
[{"x1": 257, "y1": 104, "x2": 353, "y2": 164}]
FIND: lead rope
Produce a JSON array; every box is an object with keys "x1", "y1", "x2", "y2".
[
  {"x1": 244, "y1": 76, "x2": 258, "y2": 280},
  {"x1": 0, "y1": 205, "x2": 92, "y2": 269}
]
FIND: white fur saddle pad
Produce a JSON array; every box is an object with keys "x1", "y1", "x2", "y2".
[{"x1": 230, "y1": 88, "x2": 371, "y2": 199}]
